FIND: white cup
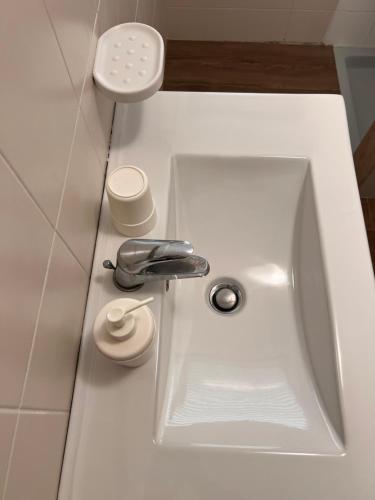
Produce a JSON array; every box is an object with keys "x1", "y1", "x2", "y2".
[{"x1": 106, "y1": 165, "x2": 156, "y2": 237}]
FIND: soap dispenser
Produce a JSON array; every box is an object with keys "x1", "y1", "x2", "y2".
[{"x1": 93, "y1": 297, "x2": 155, "y2": 367}]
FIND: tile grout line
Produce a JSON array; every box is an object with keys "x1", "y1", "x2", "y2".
[
  {"x1": 165, "y1": 6, "x2": 338, "y2": 13},
  {"x1": 0, "y1": 150, "x2": 56, "y2": 233},
  {"x1": 360, "y1": 20, "x2": 373, "y2": 45},
  {"x1": 54, "y1": 109, "x2": 114, "y2": 500},
  {"x1": 0, "y1": 1, "x2": 95, "y2": 279},
  {"x1": 152, "y1": 0, "x2": 157, "y2": 27},
  {"x1": 18, "y1": 230, "x2": 57, "y2": 407},
  {"x1": 77, "y1": 0, "x2": 120, "y2": 168},
  {"x1": 77, "y1": 10, "x2": 110, "y2": 167},
  {"x1": 284, "y1": 4, "x2": 294, "y2": 42},
  {"x1": 1, "y1": 413, "x2": 19, "y2": 500},
  {"x1": 0, "y1": 407, "x2": 67, "y2": 415},
  {"x1": 41, "y1": 0, "x2": 113, "y2": 278},
  {"x1": 42, "y1": 0, "x2": 90, "y2": 189},
  {"x1": 362, "y1": 16, "x2": 375, "y2": 45},
  {"x1": 42, "y1": 0, "x2": 103, "y2": 275},
  {"x1": 53, "y1": 110, "x2": 81, "y2": 252},
  {"x1": 1, "y1": 229, "x2": 57, "y2": 500},
  {"x1": 42, "y1": 0, "x2": 84, "y2": 100},
  {"x1": 0, "y1": 156, "x2": 87, "y2": 327},
  {"x1": 0, "y1": 153, "x2": 88, "y2": 277},
  {"x1": 1, "y1": 3, "x2": 103, "y2": 498},
  {"x1": 1, "y1": 6, "x2": 102, "y2": 496},
  {"x1": 55, "y1": 227, "x2": 90, "y2": 275},
  {"x1": 43, "y1": 0, "x2": 105, "y2": 168},
  {"x1": 44, "y1": 0, "x2": 112, "y2": 179}
]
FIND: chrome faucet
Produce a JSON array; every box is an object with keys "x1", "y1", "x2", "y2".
[{"x1": 103, "y1": 239, "x2": 210, "y2": 291}]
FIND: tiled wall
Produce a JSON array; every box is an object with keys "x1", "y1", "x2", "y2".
[
  {"x1": 136, "y1": 0, "x2": 163, "y2": 29},
  {"x1": 158, "y1": 0, "x2": 340, "y2": 43},
  {"x1": 324, "y1": 0, "x2": 375, "y2": 47},
  {"x1": 157, "y1": 0, "x2": 375, "y2": 46},
  {"x1": 0, "y1": 0, "x2": 372, "y2": 498},
  {"x1": 0, "y1": 0, "x2": 156, "y2": 499}
]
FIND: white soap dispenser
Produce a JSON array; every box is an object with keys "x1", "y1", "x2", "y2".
[{"x1": 93, "y1": 297, "x2": 155, "y2": 367}]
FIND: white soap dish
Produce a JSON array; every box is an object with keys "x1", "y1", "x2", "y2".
[{"x1": 93, "y1": 23, "x2": 164, "y2": 103}]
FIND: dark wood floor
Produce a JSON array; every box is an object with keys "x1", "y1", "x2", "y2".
[
  {"x1": 361, "y1": 199, "x2": 375, "y2": 268},
  {"x1": 164, "y1": 40, "x2": 374, "y2": 271},
  {"x1": 164, "y1": 41, "x2": 340, "y2": 94}
]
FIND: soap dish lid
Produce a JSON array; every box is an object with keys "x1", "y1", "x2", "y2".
[{"x1": 93, "y1": 22, "x2": 164, "y2": 103}]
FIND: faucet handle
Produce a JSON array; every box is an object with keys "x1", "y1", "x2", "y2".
[
  {"x1": 103, "y1": 260, "x2": 116, "y2": 270},
  {"x1": 117, "y1": 239, "x2": 194, "y2": 273}
]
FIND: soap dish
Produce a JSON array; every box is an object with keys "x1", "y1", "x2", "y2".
[{"x1": 93, "y1": 23, "x2": 164, "y2": 103}]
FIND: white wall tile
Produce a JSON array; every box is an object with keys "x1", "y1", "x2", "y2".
[
  {"x1": 5, "y1": 412, "x2": 68, "y2": 500},
  {"x1": 293, "y1": 0, "x2": 338, "y2": 10},
  {"x1": 0, "y1": 155, "x2": 53, "y2": 408},
  {"x1": 22, "y1": 236, "x2": 88, "y2": 411},
  {"x1": 58, "y1": 114, "x2": 104, "y2": 272},
  {"x1": 0, "y1": 0, "x2": 78, "y2": 224},
  {"x1": 137, "y1": 0, "x2": 156, "y2": 25},
  {"x1": 99, "y1": 0, "x2": 137, "y2": 28},
  {"x1": 99, "y1": 0, "x2": 138, "y2": 27},
  {"x1": 0, "y1": 413, "x2": 17, "y2": 497},
  {"x1": 162, "y1": 1, "x2": 340, "y2": 42},
  {"x1": 80, "y1": 9, "x2": 115, "y2": 167},
  {"x1": 165, "y1": 0, "x2": 293, "y2": 8},
  {"x1": 158, "y1": 0, "x2": 375, "y2": 44},
  {"x1": 325, "y1": 10, "x2": 375, "y2": 45},
  {"x1": 364, "y1": 19, "x2": 375, "y2": 46},
  {"x1": 337, "y1": 0, "x2": 375, "y2": 11},
  {"x1": 80, "y1": 72, "x2": 114, "y2": 168},
  {"x1": 80, "y1": 0, "x2": 139, "y2": 167},
  {"x1": 287, "y1": 10, "x2": 334, "y2": 43},
  {"x1": 96, "y1": 0, "x2": 130, "y2": 33},
  {"x1": 165, "y1": 8, "x2": 290, "y2": 41},
  {"x1": 0, "y1": 0, "x2": 126, "y2": 496},
  {"x1": 96, "y1": 0, "x2": 119, "y2": 32},
  {"x1": 44, "y1": 0, "x2": 99, "y2": 96},
  {"x1": 95, "y1": 0, "x2": 138, "y2": 38},
  {"x1": 159, "y1": 0, "x2": 373, "y2": 43},
  {"x1": 117, "y1": 0, "x2": 138, "y2": 23}
]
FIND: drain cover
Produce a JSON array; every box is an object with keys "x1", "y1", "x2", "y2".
[{"x1": 209, "y1": 282, "x2": 243, "y2": 314}]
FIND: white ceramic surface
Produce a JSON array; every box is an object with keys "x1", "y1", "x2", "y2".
[
  {"x1": 155, "y1": 155, "x2": 343, "y2": 454},
  {"x1": 93, "y1": 23, "x2": 164, "y2": 103},
  {"x1": 59, "y1": 92, "x2": 375, "y2": 500}
]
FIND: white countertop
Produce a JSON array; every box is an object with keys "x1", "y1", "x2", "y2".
[{"x1": 59, "y1": 92, "x2": 375, "y2": 500}]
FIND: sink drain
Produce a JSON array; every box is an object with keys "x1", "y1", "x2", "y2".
[{"x1": 209, "y1": 281, "x2": 243, "y2": 314}]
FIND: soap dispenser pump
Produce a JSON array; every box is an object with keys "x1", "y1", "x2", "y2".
[{"x1": 93, "y1": 297, "x2": 155, "y2": 367}]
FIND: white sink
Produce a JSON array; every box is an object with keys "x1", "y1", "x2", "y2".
[
  {"x1": 156, "y1": 154, "x2": 343, "y2": 455},
  {"x1": 59, "y1": 92, "x2": 375, "y2": 500}
]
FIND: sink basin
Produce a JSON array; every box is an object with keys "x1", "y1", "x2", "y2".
[
  {"x1": 59, "y1": 92, "x2": 375, "y2": 500},
  {"x1": 156, "y1": 154, "x2": 344, "y2": 454}
]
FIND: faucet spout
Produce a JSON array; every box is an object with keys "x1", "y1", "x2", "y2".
[{"x1": 103, "y1": 239, "x2": 210, "y2": 291}]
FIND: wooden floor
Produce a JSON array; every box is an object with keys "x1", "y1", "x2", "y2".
[
  {"x1": 361, "y1": 199, "x2": 375, "y2": 269},
  {"x1": 163, "y1": 40, "x2": 375, "y2": 271},
  {"x1": 164, "y1": 41, "x2": 340, "y2": 94}
]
